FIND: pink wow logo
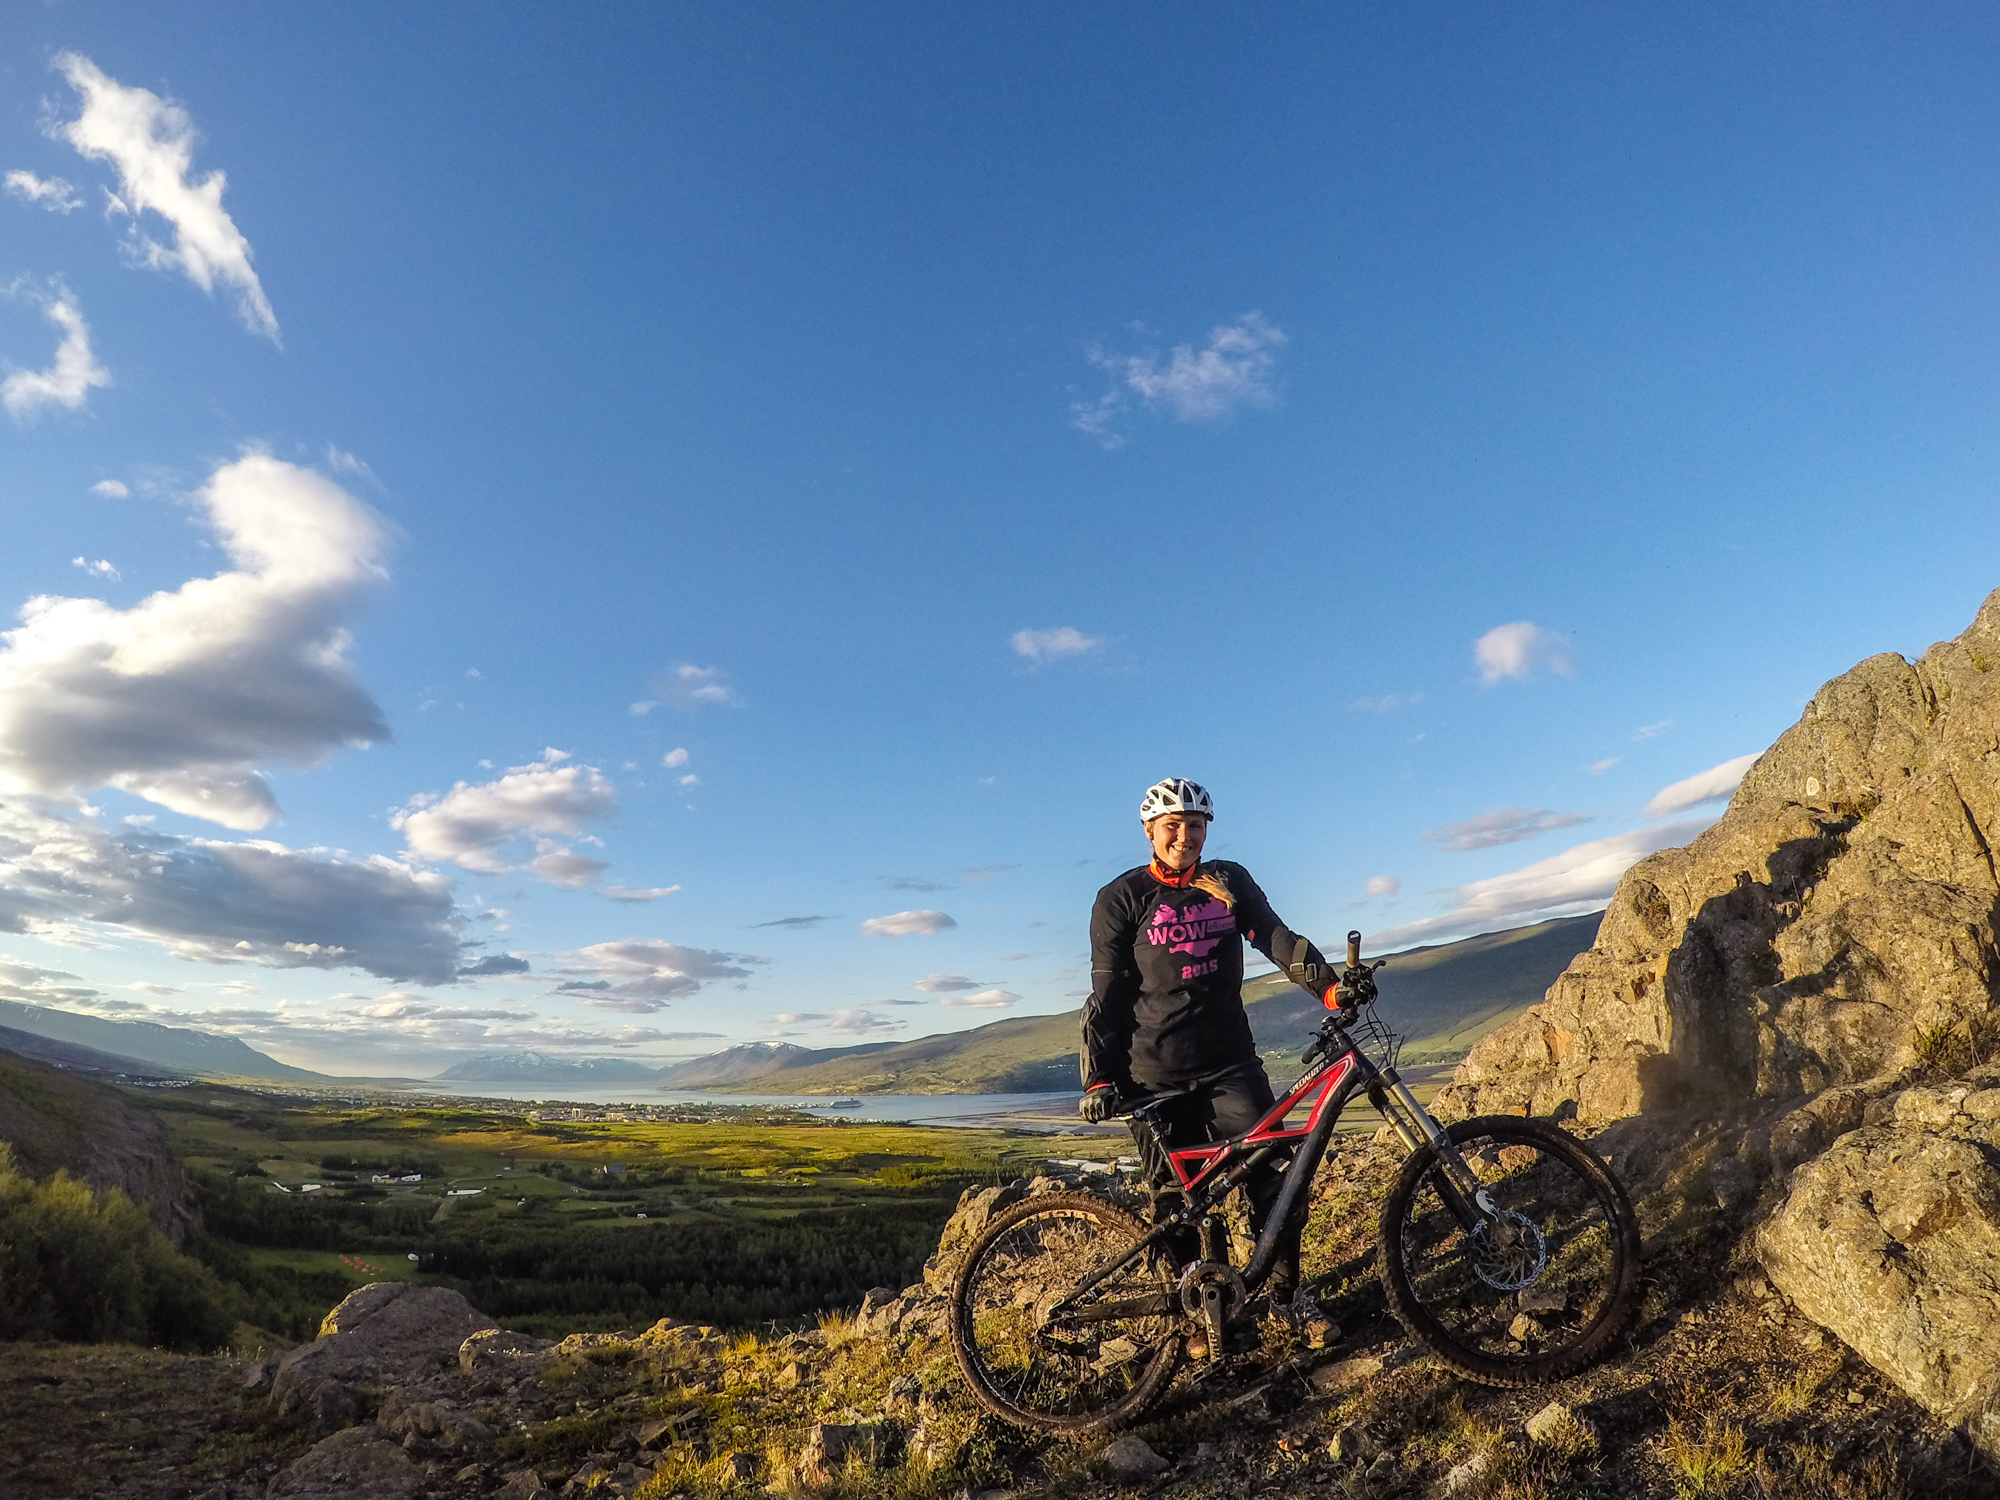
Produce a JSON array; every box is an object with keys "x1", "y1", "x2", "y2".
[{"x1": 1145, "y1": 898, "x2": 1234, "y2": 958}]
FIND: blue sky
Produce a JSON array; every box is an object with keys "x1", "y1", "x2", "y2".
[{"x1": 2, "y1": 5, "x2": 1998, "y2": 1077}]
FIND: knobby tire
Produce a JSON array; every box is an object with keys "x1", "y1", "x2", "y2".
[
  {"x1": 950, "y1": 1190, "x2": 1182, "y2": 1434},
  {"x1": 1379, "y1": 1114, "x2": 1641, "y2": 1387}
]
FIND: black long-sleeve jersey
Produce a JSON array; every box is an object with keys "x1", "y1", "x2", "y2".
[{"x1": 1080, "y1": 859, "x2": 1339, "y2": 1092}]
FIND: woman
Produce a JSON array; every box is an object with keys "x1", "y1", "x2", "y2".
[{"x1": 1080, "y1": 776, "x2": 1355, "y2": 1334}]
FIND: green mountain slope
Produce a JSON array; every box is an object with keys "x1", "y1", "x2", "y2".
[
  {"x1": 690, "y1": 914, "x2": 1602, "y2": 1095},
  {"x1": 1242, "y1": 913, "x2": 1604, "y2": 1064},
  {"x1": 0, "y1": 1000, "x2": 326, "y2": 1083}
]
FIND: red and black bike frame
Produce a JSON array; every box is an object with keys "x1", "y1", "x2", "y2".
[{"x1": 1105, "y1": 1014, "x2": 1492, "y2": 1302}]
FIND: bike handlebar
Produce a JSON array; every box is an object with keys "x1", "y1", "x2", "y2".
[{"x1": 1347, "y1": 929, "x2": 1362, "y2": 968}]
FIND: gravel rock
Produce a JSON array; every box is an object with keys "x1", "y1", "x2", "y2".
[
  {"x1": 266, "y1": 1425, "x2": 420, "y2": 1500},
  {"x1": 1099, "y1": 1434, "x2": 1170, "y2": 1478}
]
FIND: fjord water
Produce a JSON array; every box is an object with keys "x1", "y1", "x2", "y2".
[{"x1": 407, "y1": 1085, "x2": 1081, "y2": 1128}]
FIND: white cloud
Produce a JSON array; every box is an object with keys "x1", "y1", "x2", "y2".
[
  {"x1": 322, "y1": 447, "x2": 378, "y2": 488},
  {"x1": 52, "y1": 53, "x2": 279, "y2": 341},
  {"x1": 1474, "y1": 622, "x2": 1574, "y2": 685},
  {"x1": 677, "y1": 774, "x2": 700, "y2": 788},
  {"x1": 1587, "y1": 757, "x2": 1620, "y2": 775},
  {"x1": 912, "y1": 972, "x2": 980, "y2": 992},
  {"x1": 1010, "y1": 626, "x2": 1102, "y2": 663},
  {"x1": 1632, "y1": 721, "x2": 1672, "y2": 741},
  {"x1": 0, "y1": 453, "x2": 389, "y2": 830},
  {"x1": 91, "y1": 480, "x2": 128, "y2": 498},
  {"x1": 1350, "y1": 692, "x2": 1424, "y2": 714},
  {"x1": 1365, "y1": 875, "x2": 1400, "y2": 898},
  {"x1": 71, "y1": 558, "x2": 119, "y2": 581},
  {"x1": 860, "y1": 910, "x2": 957, "y2": 937},
  {"x1": 0, "y1": 797, "x2": 462, "y2": 983},
  {"x1": 662, "y1": 747, "x2": 689, "y2": 768},
  {"x1": 827, "y1": 1007, "x2": 904, "y2": 1034},
  {"x1": 4, "y1": 170, "x2": 81, "y2": 212},
  {"x1": 653, "y1": 664, "x2": 740, "y2": 709},
  {"x1": 603, "y1": 884, "x2": 680, "y2": 903},
  {"x1": 394, "y1": 750, "x2": 617, "y2": 886},
  {"x1": 1073, "y1": 313, "x2": 1285, "y2": 445},
  {"x1": 1644, "y1": 753, "x2": 1760, "y2": 818},
  {"x1": 940, "y1": 988, "x2": 1018, "y2": 1009},
  {"x1": 1423, "y1": 806, "x2": 1592, "y2": 852},
  {"x1": 3, "y1": 282, "x2": 112, "y2": 419},
  {"x1": 550, "y1": 938, "x2": 759, "y2": 1012},
  {"x1": 1371, "y1": 819, "x2": 1716, "y2": 950}
]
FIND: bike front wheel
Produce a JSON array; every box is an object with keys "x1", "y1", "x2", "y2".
[
  {"x1": 950, "y1": 1190, "x2": 1182, "y2": 1434},
  {"x1": 1380, "y1": 1114, "x2": 1641, "y2": 1386}
]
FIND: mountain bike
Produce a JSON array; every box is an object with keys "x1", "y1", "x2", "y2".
[{"x1": 948, "y1": 931, "x2": 1642, "y2": 1434}]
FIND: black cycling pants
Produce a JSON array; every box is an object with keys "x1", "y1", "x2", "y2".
[{"x1": 1128, "y1": 1062, "x2": 1303, "y2": 1292}]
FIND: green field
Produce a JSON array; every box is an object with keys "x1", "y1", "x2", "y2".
[{"x1": 149, "y1": 1083, "x2": 1118, "y2": 1340}]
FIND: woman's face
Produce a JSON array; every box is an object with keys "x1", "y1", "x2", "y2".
[{"x1": 1145, "y1": 812, "x2": 1209, "y2": 871}]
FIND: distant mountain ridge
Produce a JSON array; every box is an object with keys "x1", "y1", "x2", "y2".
[
  {"x1": 638, "y1": 915, "x2": 1605, "y2": 1096},
  {"x1": 433, "y1": 1052, "x2": 665, "y2": 1084},
  {"x1": 0, "y1": 999, "x2": 325, "y2": 1083}
]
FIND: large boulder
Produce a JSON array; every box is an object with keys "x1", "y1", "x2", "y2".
[
  {"x1": 1759, "y1": 1079, "x2": 2000, "y2": 1453},
  {"x1": 1438, "y1": 586, "x2": 2000, "y2": 1126},
  {"x1": 271, "y1": 1283, "x2": 497, "y2": 1425}
]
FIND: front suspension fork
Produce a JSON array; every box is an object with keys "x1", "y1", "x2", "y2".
[{"x1": 1369, "y1": 1070, "x2": 1496, "y2": 1233}]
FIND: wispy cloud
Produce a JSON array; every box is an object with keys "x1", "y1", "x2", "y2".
[
  {"x1": 1632, "y1": 721, "x2": 1672, "y2": 741},
  {"x1": 940, "y1": 988, "x2": 1017, "y2": 1009},
  {"x1": 1350, "y1": 691, "x2": 1424, "y2": 714},
  {"x1": 550, "y1": 939, "x2": 760, "y2": 1013},
  {"x1": 1372, "y1": 819, "x2": 1715, "y2": 950},
  {"x1": 1364, "y1": 875, "x2": 1400, "y2": 898},
  {"x1": 456, "y1": 953, "x2": 529, "y2": 978},
  {"x1": 0, "y1": 453, "x2": 388, "y2": 830},
  {"x1": 1474, "y1": 622, "x2": 1573, "y2": 685},
  {"x1": 91, "y1": 479, "x2": 128, "y2": 498},
  {"x1": 661, "y1": 747, "x2": 689, "y2": 768},
  {"x1": 1422, "y1": 806, "x2": 1592, "y2": 852},
  {"x1": 827, "y1": 1007, "x2": 904, "y2": 1034},
  {"x1": 52, "y1": 53, "x2": 278, "y2": 341},
  {"x1": 881, "y1": 875, "x2": 949, "y2": 893},
  {"x1": 860, "y1": 910, "x2": 957, "y2": 938},
  {"x1": 651, "y1": 663, "x2": 740, "y2": 709},
  {"x1": 1072, "y1": 313, "x2": 1285, "y2": 447},
  {"x1": 3, "y1": 281, "x2": 111, "y2": 420},
  {"x1": 4, "y1": 169, "x2": 81, "y2": 212},
  {"x1": 1586, "y1": 757, "x2": 1620, "y2": 776},
  {"x1": 912, "y1": 973, "x2": 980, "y2": 993},
  {"x1": 1010, "y1": 626, "x2": 1102, "y2": 664},
  {"x1": 603, "y1": 884, "x2": 679, "y2": 903},
  {"x1": 71, "y1": 557, "x2": 119, "y2": 580},
  {"x1": 394, "y1": 750, "x2": 617, "y2": 888},
  {"x1": 1644, "y1": 753, "x2": 1759, "y2": 818},
  {"x1": 750, "y1": 915, "x2": 831, "y2": 930}
]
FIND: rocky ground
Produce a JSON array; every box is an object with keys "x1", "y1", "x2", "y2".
[{"x1": 7, "y1": 1139, "x2": 1998, "y2": 1500}]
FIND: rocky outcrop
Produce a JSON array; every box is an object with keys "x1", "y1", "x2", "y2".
[
  {"x1": 1442, "y1": 587, "x2": 2000, "y2": 1126},
  {"x1": 272, "y1": 1283, "x2": 500, "y2": 1425},
  {"x1": 1431, "y1": 587, "x2": 2000, "y2": 1453},
  {"x1": 1758, "y1": 1073, "x2": 2000, "y2": 1457}
]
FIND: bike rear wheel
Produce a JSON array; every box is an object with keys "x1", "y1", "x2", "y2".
[
  {"x1": 950, "y1": 1191, "x2": 1182, "y2": 1434},
  {"x1": 1380, "y1": 1115, "x2": 1640, "y2": 1386}
]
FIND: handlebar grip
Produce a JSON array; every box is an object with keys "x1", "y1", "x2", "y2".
[{"x1": 1346, "y1": 930, "x2": 1362, "y2": 967}]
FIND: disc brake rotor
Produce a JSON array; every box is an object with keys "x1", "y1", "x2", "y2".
[{"x1": 1469, "y1": 1208, "x2": 1548, "y2": 1291}]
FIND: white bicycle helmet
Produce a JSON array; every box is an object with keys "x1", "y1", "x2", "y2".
[{"x1": 1139, "y1": 777, "x2": 1214, "y2": 822}]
